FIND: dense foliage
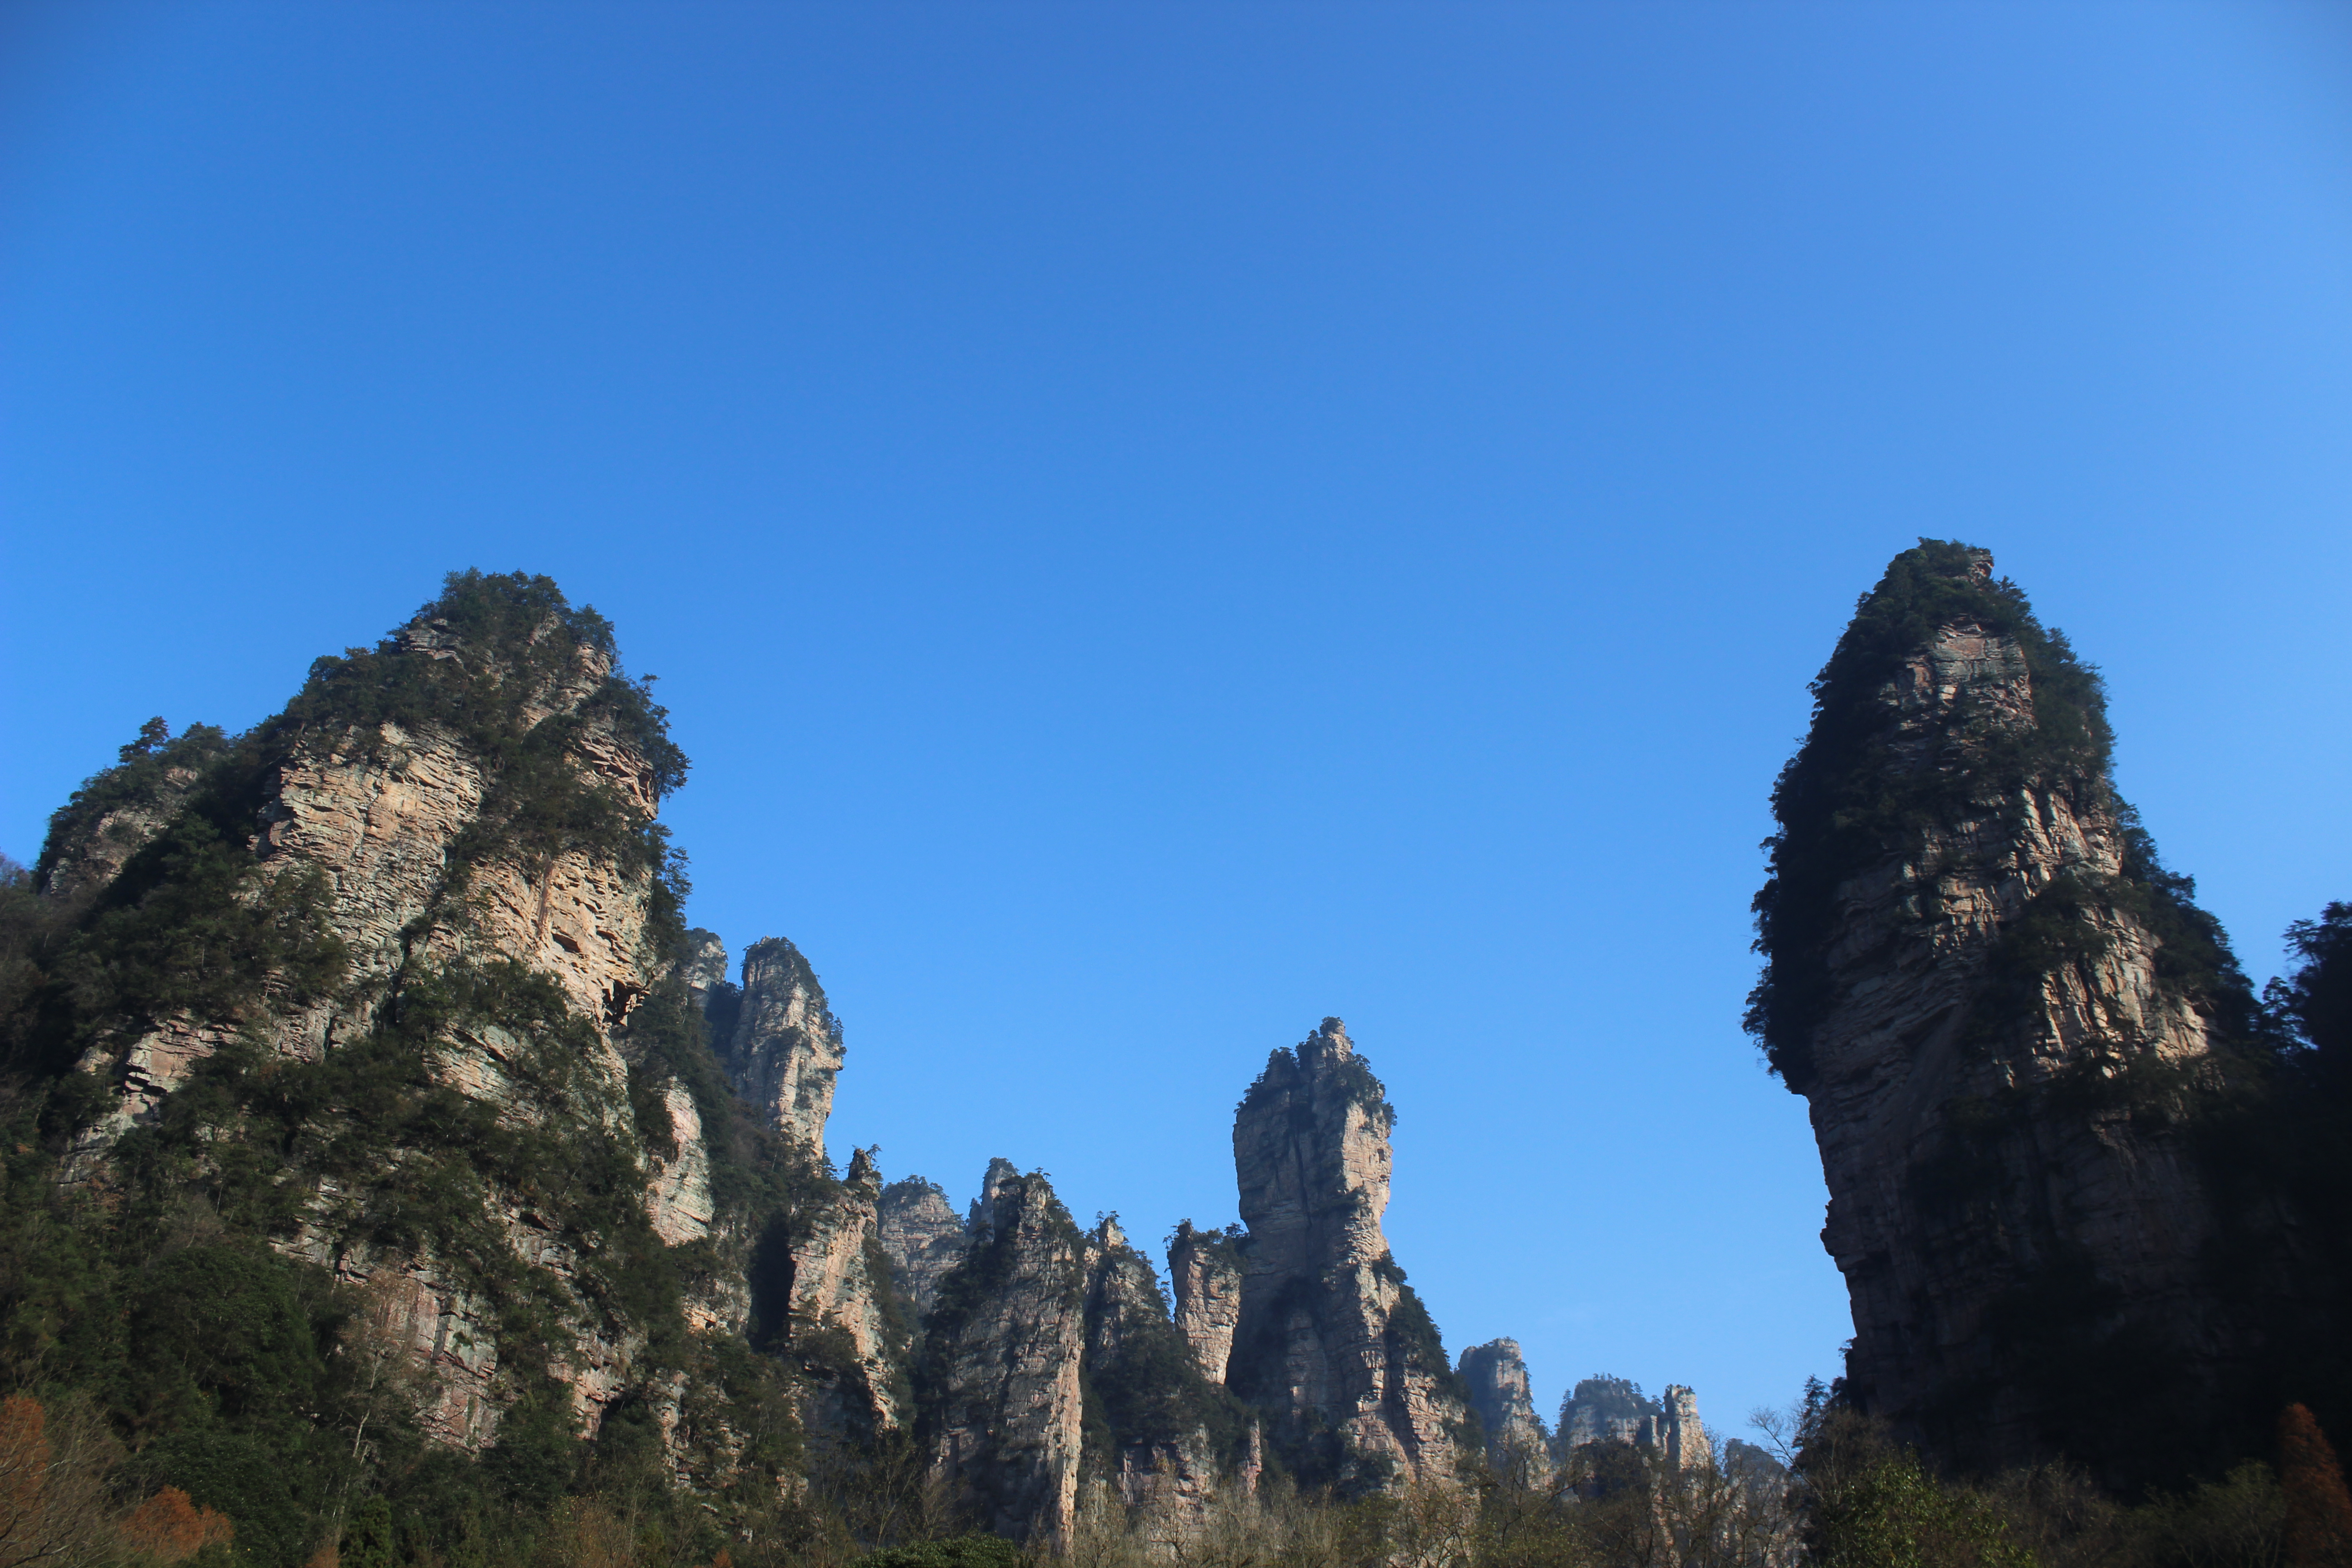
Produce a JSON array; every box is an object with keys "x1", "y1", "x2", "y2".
[
  {"x1": 1741, "y1": 539, "x2": 2260, "y2": 1090},
  {"x1": 0, "y1": 574, "x2": 873, "y2": 1565}
]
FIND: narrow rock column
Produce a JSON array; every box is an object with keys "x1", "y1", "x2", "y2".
[
  {"x1": 1226, "y1": 1018, "x2": 1472, "y2": 1488},
  {"x1": 1460, "y1": 1339, "x2": 1550, "y2": 1471},
  {"x1": 720, "y1": 936, "x2": 844, "y2": 1152},
  {"x1": 1167, "y1": 1221, "x2": 1245, "y2": 1384},
  {"x1": 918, "y1": 1164, "x2": 1088, "y2": 1544}
]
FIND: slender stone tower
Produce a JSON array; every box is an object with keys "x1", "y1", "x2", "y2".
[
  {"x1": 1225, "y1": 1019, "x2": 1473, "y2": 1489},
  {"x1": 1750, "y1": 540, "x2": 2263, "y2": 1479}
]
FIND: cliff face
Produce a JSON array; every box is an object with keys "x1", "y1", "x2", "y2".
[
  {"x1": 1653, "y1": 1385, "x2": 1705, "y2": 1472},
  {"x1": 1750, "y1": 541, "x2": 2260, "y2": 1477},
  {"x1": 779, "y1": 1146, "x2": 907, "y2": 1436},
  {"x1": 39, "y1": 578, "x2": 715, "y2": 1456},
  {"x1": 879, "y1": 1176, "x2": 968, "y2": 1330},
  {"x1": 3, "y1": 569, "x2": 1552, "y2": 1553},
  {"x1": 1459, "y1": 1339, "x2": 1548, "y2": 1469},
  {"x1": 1166, "y1": 1221, "x2": 1245, "y2": 1384},
  {"x1": 1225, "y1": 1019, "x2": 1472, "y2": 1490},
  {"x1": 916, "y1": 1165, "x2": 1088, "y2": 1544},
  {"x1": 720, "y1": 936, "x2": 844, "y2": 1153},
  {"x1": 1555, "y1": 1376, "x2": 1655, "y2": 1458}
]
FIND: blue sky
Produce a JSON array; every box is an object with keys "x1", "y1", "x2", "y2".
[{"x1": 5, "y1": 2, "x2": 2350, "y2": 1434}]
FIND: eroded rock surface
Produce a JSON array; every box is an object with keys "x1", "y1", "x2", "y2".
[
  {"x1": 1460, "y1": 1339, "x2": 1549, "y2": 1469},
  {"x1": 1225, "y1": 1019, "x2": 1471, "y2": 1489},
  {"x1": 1167, "y1": 1221, "x2": 1245, "y2": 1384},
  {"x1": 719, "y1": 936, "x2": 844, "y2": 1152},
  {"x1": 918, "y1": 1164, "x2": 1088, "y2": 1544},
  {"x1": 1757, "y1": 541, "x2": 2253, "y2": 1473},
  {"x1": 880, "y1": 1176, "x2": 967, "y2": 1330},
  {"x1": 1082, "y1": 1217, "x2": 1231, "y2": 1544},
  {"x1": 785, "y1": 1147, "x2": 906, "y2": 1435}
]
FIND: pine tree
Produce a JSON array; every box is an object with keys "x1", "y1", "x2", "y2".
[{"x1": 2281, "y1": 1403, "x2": 2352, "y2": 1567}]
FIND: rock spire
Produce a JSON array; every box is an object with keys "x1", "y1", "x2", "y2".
[
  {"x1": 719, "y1": 936, "x2": 845, "y2": 1153},
  {"x1": 1225, "y1": 1018, "x2": 1473, "y2": 1489},
  {"x1": 1751, "y1": 539, "x2": 2261, "y2": 1477},
  {"x1": 916, "y1": 1164, "x2": 1089, "y2": 1544},
  {"x1": 1460, "y1": 1339, "x2": 1550, "y2": 1470}
]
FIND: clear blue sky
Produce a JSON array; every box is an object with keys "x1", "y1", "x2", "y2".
[{"x1": 5, "y1": 2, "x2": 2350, "y2": 1435}]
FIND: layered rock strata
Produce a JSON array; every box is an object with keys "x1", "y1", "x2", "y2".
[
  {"x1": 53, "y1": 592, "x2": 687, "y2": 1448},
  {"x1": 1225, "y1": 1019, "x2": 1472, "y2": 1489},
  {"x1": 1460, "y1": 1339, "x2": 1550, "y2": 1470},
  {"x1": 1752, "y1": 540, "x2": 2255, "y2": 1475},
  {"x1": 781, "y1": 1147, "x2": 906, "y2": 1435}
]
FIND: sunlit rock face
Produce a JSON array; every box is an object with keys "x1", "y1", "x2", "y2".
[
  {"x1": 1460, "y1": 1339, "x2": 1549, "y2": 1470},
  {"x1": 1225, "y1": 1019, "x2": 1473, "y2": 1490},
  {"x1": 917, "y1": 1165, "x2": 1088, "y2": 1545},
  {"x1": 717, "y1": 935, "x2": 844, "y2": 1153},
  {"x1": 1757, "y1": 541, "x2": 2257, "y2": 1477},
  {"x1": 56, "y1": 589, "x2": 690, "y2": 1451},
  {"x1": 880, "y1": 1175, "x2": 969, "y2": 1332},
  {"x1": 1167, "y1": 1220, "x2": 1245, "y2": 1384}
]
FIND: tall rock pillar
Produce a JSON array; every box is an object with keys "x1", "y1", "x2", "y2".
[
  {"x1": 1749, "y1": 540, "x2": 2258, "y2": 1478},
  {"x1": 1226, "y1": 1019, "x2": 1471, "y2": 1490},
  {"x1": 1460, "y1": 1339, "x2": 1550, "y2": 1471},
  {"x1": 720, "y1": 936, "x2": 844, "y2": 1152},
  {"x1": 916, "y1": 1164, "x2": 1088, "y2": 1544}
]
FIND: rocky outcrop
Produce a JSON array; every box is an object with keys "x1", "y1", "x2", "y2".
[
  {"x1": 1751, "y1": 540, "x2": 2258, "y2": 1476},
  {"x1": 917, "y1": 1164, "x2": 1088, "y2": 1544},
  {"x1": 880, "y1": 1176, "x2": 967, "y2": 1330},
  {"x1": 34, "y1": 721, "x2": 229, "y2": 902},
  {"x1": 645, "y1": 1081, "x2": 716, "y2": 1248},
  {"x1": 1460, "y1": 1339, "x2": 1548, "y2": 1469},
  {"x1": 783, "y1": 1147, "x2": 906, "y2": 1435},
  {"x1": 1081, "y1": 1218, "x2": 1229, "y2": 1543},
  {"x1": 1555, "y1": 1376, "x2": 1653, "y2": 1456},
  {"x1": 43, "y1": 578, "x2": 713, "y2": 1457},
  {"x1": 718, "y1": 936, "x2": 843, "y2": 1153},
  {"x1": 1166, "y1": 1221, "x2": 1245, "y2": 1384},
  {"x1": 681, "y1": 927, "x2": 731, "y2": 1015},
  {"x1": 1651, "y1": 1385, "x2": 1705, "y2": 1471},
  {"x1": 1225, "y1": 1019, "x2": 1472, "y2": 1490}
]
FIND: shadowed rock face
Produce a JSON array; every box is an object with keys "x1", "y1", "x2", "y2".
[
  {"x1": 1082, "y1": 1218, "x2": 1229, "y2": 1544},
  {"x1": 918, "y1": 1165, "x2": 1088, "y2": 1545},
  {"x1": 879, "y1": 1176, "x2": 968, "y2": 1332},
  {"x1": 1756, "y1": 541, "x2": 2255, "y2": 1476},
  {"x1": 1460, "y1": 1339, "x2": 1549, "y2": 1469},
  {"x1": 719, "y1": 936, "x2": 843, "y2": 1153},
  {"x1": 1225, "y1": 1019, "x2": 1471, "y2": 1489}
]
